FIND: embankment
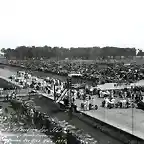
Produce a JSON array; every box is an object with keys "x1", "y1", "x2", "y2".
[{"x1": 10, "y1": 98, "x2": 84, "y2": 144}]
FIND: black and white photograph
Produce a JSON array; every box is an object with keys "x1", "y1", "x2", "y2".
[{"x1": 0, "y1": 0, "x2": 143, "y2": 143}]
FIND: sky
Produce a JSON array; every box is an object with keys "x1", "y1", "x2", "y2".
[{"x1": 0, "y1": 0, "x2": 144, "y2": 50}]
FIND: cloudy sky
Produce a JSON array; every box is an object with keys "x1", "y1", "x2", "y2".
[{"x1": 0, "y1": 0, "x2": 144, "y2": 50}]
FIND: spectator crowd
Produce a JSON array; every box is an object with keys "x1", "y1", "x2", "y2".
[{"x1": 8, "y1": 59, "x2": 144, "y2": 85}]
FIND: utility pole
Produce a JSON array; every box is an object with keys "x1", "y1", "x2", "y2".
[
  {"x1": 67, "y1": 76, "x2": 72, "y2": 120},
  {"x1": 66, "y1": 77, "x2": 71, "y2": 106}
]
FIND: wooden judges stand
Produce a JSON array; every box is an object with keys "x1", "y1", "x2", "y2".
[{"x1": 54, "y1": 76, "x2": 76, "y2": 119}]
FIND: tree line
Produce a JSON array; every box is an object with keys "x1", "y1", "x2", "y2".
[{"x1": 1, "y1": 46, "x2": 144, "y2": 60}]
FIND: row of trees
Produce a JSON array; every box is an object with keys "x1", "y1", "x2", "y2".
[{"x1": 1, "y1": 46, "x2": 144, "y2": 60}]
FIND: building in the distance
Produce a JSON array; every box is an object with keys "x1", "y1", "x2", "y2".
[{"x1": 0, "y1": 52, "x2": 7, "y2": 64}]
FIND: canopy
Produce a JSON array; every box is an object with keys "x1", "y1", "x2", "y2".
[
  {"x1": 68, "y1": 73, "x2": 82, "y2": 77},
  {"x1": 97, "y1": 83, "x2": 131, "y2": 90}
]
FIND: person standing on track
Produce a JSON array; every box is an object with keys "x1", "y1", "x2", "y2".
[{"x1": 6, "y1": 93, "x2": 9, "y2": 101}]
